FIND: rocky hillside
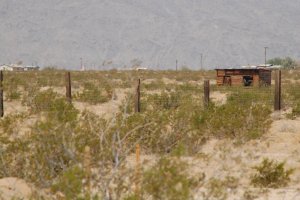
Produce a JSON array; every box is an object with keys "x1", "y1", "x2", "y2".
[{"x1": 1, "y1": 0, "x2": 300, "y2": 69}]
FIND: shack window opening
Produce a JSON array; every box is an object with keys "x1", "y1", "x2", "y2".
[{"x1": 243, "y1": 76, "x2": 253, "y2": 86}]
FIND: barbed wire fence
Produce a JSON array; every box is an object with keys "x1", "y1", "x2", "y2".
[{"x1": 0, "y1": 69, "x2": 295, "y2": 119}]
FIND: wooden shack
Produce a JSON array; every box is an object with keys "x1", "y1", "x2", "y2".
[{"x1": 215, "y1": 68, "x2": 271, "y2": 86}]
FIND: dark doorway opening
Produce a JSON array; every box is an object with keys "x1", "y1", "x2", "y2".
[{"x1": 243, "y1": 76, "x2": 253, "y2": 86}]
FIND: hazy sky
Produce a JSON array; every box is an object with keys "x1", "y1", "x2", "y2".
[{"x1": 1, "y1": 0, "x2": 300, "y2": 69}]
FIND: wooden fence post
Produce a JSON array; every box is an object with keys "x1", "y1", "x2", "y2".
[
  {"x1": 0, "y1": 71, "x2": 3, "y2": 117},
  {"x1": 274, "y1": 70, "x2": 281, "y2": 111},
  {"x1": 65, "y1": 71, "x2": 72, "y2": 103},
  {"x1": 135, "y1": 79, "x2": 141, "y2": 113},
  {"x1": 204, "y1": 80, "x2": 210, "y2": 108}
]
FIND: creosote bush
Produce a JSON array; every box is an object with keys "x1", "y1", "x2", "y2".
[
  {"x1": 202, "y1": 176, "x2": 239, "y2": 200},
  {"x1": 74, "y1": 81, "x2": 113, "y2": 104},
  {"x1": 284, "y1": 83, "x2": 300, "y2": 119},
  {"x1": 146, "y1": 91, "x2": 181, "y2": 110},
  {"x1": 192, "y1": 89, "x2": 272, "y2": 142},
  {"x1": 51, "y1": 166, "x2": 88, "y2": 200},
  {"x1": 251, "y1": 158, "x2": 294, "y2": 188},
  {"x1": 142, "y1": 157, "x2": 197, "y2": 200}
]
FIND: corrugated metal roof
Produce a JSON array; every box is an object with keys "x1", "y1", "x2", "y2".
[{"x1": 215, "y1": 64, "x2": 281, "y2": 70}]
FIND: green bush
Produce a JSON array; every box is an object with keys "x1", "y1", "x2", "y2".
[
  {"x1": 147, "y1": 91, "x2": 181, "y2": 110},
  {"x1": 26, "y1": 89, "x2": 58, "y2": 112},
  {"x1": 251, "y1": 158, "x2": 294, "y2": 188},
  {"x1": 268, "y1": 57, "x2": 297, "y2": 69},
  {"x1": 192, "y1": 90, "x2": 272, "y2": 142},
  {"x1": 23, "y1": 89, "x2": 79, "y2": 122},
  {"x1": 142, "y1": 157, "x2": 196, "y2": 200},
  {"x1": 6, "y1": 90, "x2": 21, "y2": 101},
  {"x1": 204, "y1": 176, "x2": 238, "y2": 200},
  {"x1": 0, "y1": 113, "x2": 27, "y2": 135},
  {"x1": 284, "y1": 83, "x2": 300, "y2": 119},
  {"x1": 75, "y1": 82, "x2": 112, "y2": 104},
  {"x1": 51, "y1": 166, "x2": 87, "y2": 200}
]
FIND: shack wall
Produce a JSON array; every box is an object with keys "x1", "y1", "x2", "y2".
[
  {"x1": 259, "y1": 70, "x2": 272, "y2": 85},
  {"x1": 216, "y1": 69, "x2": 271, "y2": 86}
]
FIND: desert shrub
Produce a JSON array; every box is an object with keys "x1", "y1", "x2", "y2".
[
  {"x1": 218, "y1": 86, "x2": 273, "y2": 105},
  {"x1": 0, "y1": 113, "x2": 27, "y2": 135},
  {"x1": 0, "y1": 138, "x2": 31, "y2": 179},
  {"x1": 143, "y1": 79, "x2": 166, "y2": 90},
  {"x1": 192, "y1": 91, "x2": 272, "y2": 142},
  {"x1": 36, "y1": 71, "x2": 65, "y2": 87},
  {"x1": 119, "y1": 92, "x2": 136, "y2": 114},
  {"x1": 117, "y1": 85, "x2": 271, "y2": 153},
  {"x1": 251, "y1": 158, "x2": 294, "y2": 188},
  {"x1": 18, "y1": 124, "x2": 77, "y2": 186},
  {"x1": 204, "y1": 176, "x2": 238, "y2": 200},
  {"x1": 123, "y1": 194, "x2": 139, "y2": 200},
  {"x1": 2, "y1": 74, "x2": 23, "y2": 101},
  {"x1": 0, "y1": 91, "x2": 80, "y2": 187},
  {"x1": 23, "y1": 89, "x2": 78, "y2": 122},
  {"x1": 6, "y1": 90, "x2": 21, "y2": 100},
  {"x1": 291, "y1": 102, "x2": 300, "y2": 118},
  {"x1": 115, "y1": 96, "x2": 205, "y2": 154},
  {"x1": 0, "y1": 114, "x2": 18, "y2": 134},
  {"x1": 3, "y1": 72, "x2": 27, "y2": 88},
  {"x1": 284, "y1": 83, "x2": 300, "y2": 118},
  {"x1": 0, "y1": 107, "x2": 139, "y2": 198},
  {"x1": 75, "y1": 82, "x2": 112, "y2": 104},
  {"x1": 146, "y1": 91, "x2": 181, "y2": 110},
  {"x1": 51, "y1": 166, "x2": 88, "y2": 200},
  {"x1": 142, "y1": 157, "x2": 196, "y2": 200},
  {"x1": 25, "y1": 89, "x2": 57, "y2": 112},
  {"x1": 73, "y1": 111, "x2": 115, "y2": 163}
]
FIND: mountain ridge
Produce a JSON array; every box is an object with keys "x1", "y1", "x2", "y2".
[{"x1": 1, "y1": 0, "x2": 300, "y2": 69}]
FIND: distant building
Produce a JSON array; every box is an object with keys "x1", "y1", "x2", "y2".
[
  {"x1": 24, "y1": 65, "x2": 40, "y2": 71},
  {"x1": 0, "y1": 64, "x2": 39, "y2": 71},
  {"x1": 0, "y1": 65, "x2": 14, "y2": 71},
  {"x1": 215, "y1": 66, "x2": 272, "y2": 86}
]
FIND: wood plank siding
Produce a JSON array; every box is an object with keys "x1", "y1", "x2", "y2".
[{"x1": 216, "y1": 69, "x2": 271, "y2": 86}]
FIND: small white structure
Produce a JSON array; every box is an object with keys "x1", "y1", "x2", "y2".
[
  {"x1": 0, "y1": 65, "x2": 14, "y2": 71},
  {"x1": 24, "y1": 65, "x2": 40, "y2": 71},
  {"x1": 0, "y1": 64, "x2": 39, "y2": 71},
  {"x1": 135, "y1": 67, "x2": 148, "y2": 71}
]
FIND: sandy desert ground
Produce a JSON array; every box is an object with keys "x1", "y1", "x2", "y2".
[{"x1": 1, "y1": 72, "x2": 300, "y2": 200}]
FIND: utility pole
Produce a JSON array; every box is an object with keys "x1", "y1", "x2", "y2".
[
  {"x1": 176, "y1": 59, "x2": 178, "y2": 71},
  {"x1": 264, "y1": 47, "x2": 268, "y2": 66}
]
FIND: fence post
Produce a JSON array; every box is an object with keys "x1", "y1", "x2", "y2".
[
  {"x1": 65, "y1": 71, "x2": 72, "y2": 103},
  {"x1": 135, "y1": 79, "x2": 141, "y2": 113},
  {"x1": 204, "y1": 80, "x2": 210, "y2": 108},
  {"x1": 274, "y1": 70, "x2": 281, "y2": 111},
  {"x1": 0, "y1": 71, "x2": 3, "y2": 117}
]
